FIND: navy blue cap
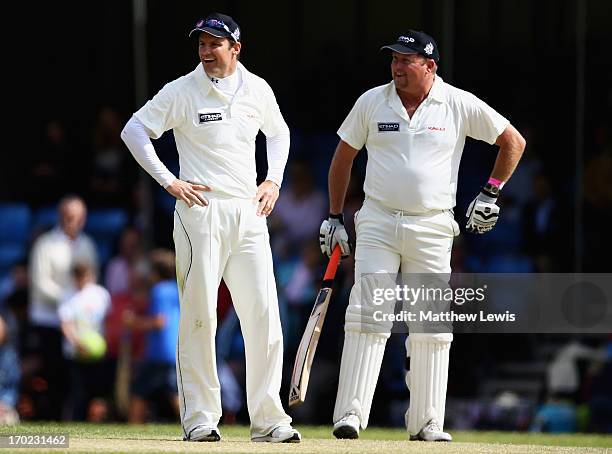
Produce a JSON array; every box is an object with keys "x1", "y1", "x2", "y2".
[
  {"x1": 381, "y1": 30, "x2": 439, "y2": 62},
  {"x1": 189, "y1": 12, "x2": 241, "y2": 42}
]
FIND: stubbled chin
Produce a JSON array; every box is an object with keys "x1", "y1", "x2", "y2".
[{"x1": 203, "y1": 63, "x2": 219, "y2": 74}]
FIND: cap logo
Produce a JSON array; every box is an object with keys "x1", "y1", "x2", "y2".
[
  {"x1": 200, "y1": 18, "x2": 240, "y2": 42},
  {"x1": 399, "y1": 36, "x2": 415, "y2": 44},
  {"x1": 205, "y1": 18, "x2": 226, "y2": 28},
  {"x1": 424, "y1": 42, "x2": 434, "y2": 55}
]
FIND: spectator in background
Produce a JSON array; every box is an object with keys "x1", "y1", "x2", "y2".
[
  {"x1": 89, "y1": 106, "x2": 137, "y2": 208},
  {"x1": 123, "y1": 249, "x2": 180, "y2": 424},
  {"x1": 586, "y1": 336, "x2": 612, "y2": 433},
  {"x1": 1, "y1": 262, "x2": 29, "y2": 356},
  {"x1": 27, "y1": 195, "x2": 98, "y2": 420},
  {"x1": 522, "y1": 173, "x2": 563, "y2": 272},
  {"x1": 58, "y1": 262, "x2": 111, "y2": 421},
  {"x1": 500, "y1": 125, "x2": 541, "y2": 209},
  {"x1": 582, "y1": 150, "x2": 612, "y2": 271},
  {"x1": 28, "y1": 120, "x2": 75, "y2": 207},
  {"x1": 0, "y1": 308, "x2": 20, "y2": 426},
  {"x1": 105, "y1": 227, "x2": 145, "y2": 296},
  {"x1": 104, "y1": 264, "x2": 149, "y2": 421},
  {"x1": 281, "y1": 242, "x2": 324, "y2": 360},
  {"x1": 272, "y1": 160, "x2": 327, "y2": 248}
]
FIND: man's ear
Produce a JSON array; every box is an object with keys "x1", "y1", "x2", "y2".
[
  {"x1": 426, "y1": 59, "x2": 436, "y2": 73},
  {"x1": 232, "y1": 42, "x2": 242, "y2": 56}
]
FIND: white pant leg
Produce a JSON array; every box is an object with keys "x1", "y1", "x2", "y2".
[
  {"x1": 334, "y1": 199, "x2": 400, "y2": 428},
  {"x1": 222, "y1": 199, "x2": 291, "y2": 437},
  {"x1": 399, "y1": 210, "x2": 457, "y2": 275},
  {"x1": 174, "y1": 200, "x2": 230, "y2": 437},
  {"x1": 399, "y1": 210, "x2": 458, "y2": 434}
]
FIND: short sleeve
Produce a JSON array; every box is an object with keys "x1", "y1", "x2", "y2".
[
  {"x1": 134, "y1": 82, "x2": 184, "y2": 139},
  {"x1": 58, "y1": 296, "x2": 75, "y2": 322},
  {"x1": 149, "y1": 285, "x2": 163, "y2": 316},
  {"x1": 462, "y1": 93, "x2": 509, "y2": 145},
  {"x1": 337, "y1": 93, "x2": 369, "y2": 150},
  {"x1": 260, "y1": 82, "x2": 289, "y2": 138},
  {"x1": 101, "y1": 288, "x2": 111, "y2": 316}
]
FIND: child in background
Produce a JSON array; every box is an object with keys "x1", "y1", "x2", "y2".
[{"x1": 59, "y1": 261, "x2": 110, "y2": 420}]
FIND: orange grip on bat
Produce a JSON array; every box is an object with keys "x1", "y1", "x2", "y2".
[{"x1": 323, "y1": 246, "x2": 342, "y2": 281}]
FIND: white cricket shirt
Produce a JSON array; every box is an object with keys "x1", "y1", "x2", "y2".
[
  {"x1": 338, "y1": 76, "x2": 509, "y2": 213},
  {"x1": 135, "y1": 62, "x2": 289, "y2": 199},
  {"x1": 58, "y1": 282, "x2": 110, "y2": 358},
  {"x1": 29, "y1": 228, "x2": 99, "y2": 328}
]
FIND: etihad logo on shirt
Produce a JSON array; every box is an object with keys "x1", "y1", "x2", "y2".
[
  {"x1": 427, "y1": 126, "x2": 446, "y2": 131},
  {"x1": 378, "y1": 122, "x2": 400, "y2": 132},
  {"x1": 199, "y1": 112, "x2": 223, "y2": 123}
]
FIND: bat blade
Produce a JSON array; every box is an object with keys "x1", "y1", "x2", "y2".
[{"x1": 289, "y1": 246, "x2": 342, "y2": 407}]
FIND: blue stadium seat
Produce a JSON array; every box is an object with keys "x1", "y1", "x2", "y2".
[
  {"x1": 85, "y1": 209, "x2": 129, "y2": 239},
  {"x1": 32, "y1": 205, "x2": 59, "y2": 232},
  {"x1": 85, "y1": 209, "x2": 129, "y2": 268},
  {"x1": 0, "y1": 243, "x2": 26, "y2": 276},
  {"x1": 93, "y1": 239, "x2": 113, "y2": 269},
  {"x1": 0, "y1": 203, "x2": 31, "y2": 244}
]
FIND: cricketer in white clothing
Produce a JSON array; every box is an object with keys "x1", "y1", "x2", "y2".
[
  {"x1": 121, "y1": 12, "x2": 300, "y2": 444},
  {"x1": 28, "y1": 195, "x2": 98, "y2": 420},
  {"x1": 319, "y1": 30, "x2": 526, "y2": 441}
]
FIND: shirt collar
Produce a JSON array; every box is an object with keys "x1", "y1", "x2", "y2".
[
  {"x1": 428, "y1": 75, "x2": 446, "y2": 103},
  {"x1": 52, "y1": 226, "x2": 79, "y2": 243},
  {"x1": 193, "y1": 61, "x2": 250, "y2": 96}
]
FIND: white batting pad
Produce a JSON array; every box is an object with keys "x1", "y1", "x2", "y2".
[
  {"x1": 333, "y1": 331, "x2": 387, "y2": 429},
  {"x1": 405, "y1": 333, "x2": 452, "y2": 435}
]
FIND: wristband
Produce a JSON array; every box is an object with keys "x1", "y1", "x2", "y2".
[
  {"x1": 481, "y1": 182, "x2": 500, "y2": 198},
  {"x1": 329, "y1": 213, "x2": 345, "y2": 225},
  {"x1": 487, "y1": 177, "x2": 505, "y2": 189}
]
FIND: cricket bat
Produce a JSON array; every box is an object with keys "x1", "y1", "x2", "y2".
[{"x1": 289, "y1": 245, "x2": 342, "y2": 407}]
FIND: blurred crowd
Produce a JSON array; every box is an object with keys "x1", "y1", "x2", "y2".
[{"x1": 0, "y1": 106, "x2": 611, "y2": 432}]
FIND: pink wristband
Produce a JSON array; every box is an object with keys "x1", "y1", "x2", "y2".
[{"x1": 488, "y1": 177, "x2": 503, "y2": 188}]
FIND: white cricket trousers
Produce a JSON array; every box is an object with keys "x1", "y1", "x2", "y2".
[
  {"x1": 173, "y1": 194, "x2": 291, "y2": 439},
  {"x1": 334, "y1": 197, "x2": 459, "y2": 429}
]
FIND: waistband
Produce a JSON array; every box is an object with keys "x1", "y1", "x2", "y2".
[
  {"x1": 365, "y1": 196, "x2": 451, "y2": 217},
  {"x1": 185, "y1": 183, "x2": 254, "y2": 201}
]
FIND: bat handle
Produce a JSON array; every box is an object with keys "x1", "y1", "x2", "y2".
[{"x1": 323, "y1": 246, "x2": 342, "y2": 281}]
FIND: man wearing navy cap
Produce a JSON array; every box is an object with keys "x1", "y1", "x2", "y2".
[
  {"x1": 320, "y1": 30, "x2": 526, "y2": 441},
  {"x1": 121, "y1": 12, "x2": 300, "y2": 443}
]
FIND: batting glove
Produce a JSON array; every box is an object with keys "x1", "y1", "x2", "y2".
[
  {"x1": 465, "y1": 185, "x2": 500, "y2": 234},
  {"x1": 320, "y1": 214, "x2": 351, "y2": 258}
]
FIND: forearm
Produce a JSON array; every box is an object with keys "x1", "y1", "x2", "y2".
[
  {"x1": 121, "y1": 115, "x2": 176, "y2": 188},
  {"x1": 329, "y1": 141, "x2": 359, "y2": 214},
  {"x1": 31, "y1": 254, "x2": 63, "y2": 303},
  {"x1": 132, "y1": 315, "x2": 165, "y2": 331},
  {"x1": 265, "y1": 133, "x2": 290, "y2": 187},
  {"x1": 491, "y1": 124, "x2": 526, "y2": 184},
  {"x1": 61, "y1": 321, "x2": 78, "y2": 346}
]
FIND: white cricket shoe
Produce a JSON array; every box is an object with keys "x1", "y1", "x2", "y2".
[
  {"x1": 185, "y1": 425, "x2": 221, "y2": 442},
  {"x1": 252, "y1": 425, "x2": 301, "y2": 443},
  {"x1": 333, "y1": 413, "x2": 360, "y2": 439},
  {"x1": 409, "y1": 419, "x2": 452, "y2": 442}
]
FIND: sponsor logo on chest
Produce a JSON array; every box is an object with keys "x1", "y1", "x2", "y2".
[
  {"x1": 378, "y1": 122, "x2": 400, "y2": 132},
  {"x1": 199, "y1": 112, "x2": 223, "y2": 123}
]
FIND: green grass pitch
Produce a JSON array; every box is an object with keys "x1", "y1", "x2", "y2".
[{"x1": 0, "y1": 423, "x2": 610, "y2": 453}]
